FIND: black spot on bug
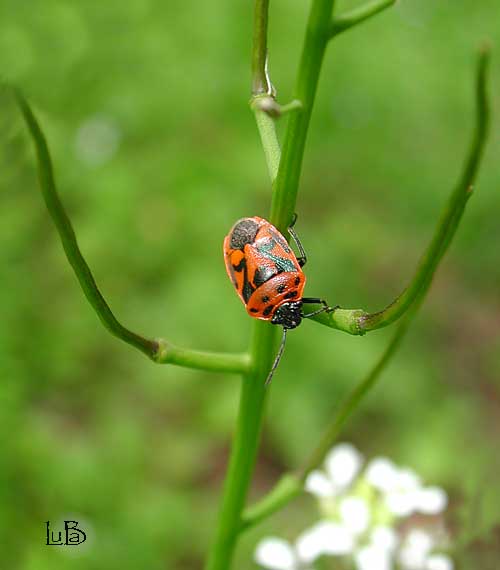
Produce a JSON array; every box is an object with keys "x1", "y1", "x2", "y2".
[
  {"x1": 232, "y1": 257, "x2": 246, "y2": 272},
  {"x1": 243, "y1": 280, "x2": 255, "y2": 303},
  {"x1": 261, "y1": 295, "x2": 270, "y2": 303},
  {"x1": 294, "y1": 276, "x2": 301, "y2": 286},
  {"x1": 276, "y1": 284, "x2": 286, "y2": 294},
  {"x1": 230, "y1": 219, "x2": 260, "y2": 250},
  {"x1": 250, "y1": 308, "x2": 258, "y2": 313},
  {"x1": 263, "y1": 305, "x2": 274, "y2": 316},
  {"x1": 253, "y1": 266, "x2": 276, "y2": 287},
  {"x1": 285, "y1": 291, "x2": 298, "y2": 299}
]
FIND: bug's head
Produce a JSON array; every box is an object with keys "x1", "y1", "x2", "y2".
[{"x1": 271, "y1": 301, "x2": 303, "y2": 329}]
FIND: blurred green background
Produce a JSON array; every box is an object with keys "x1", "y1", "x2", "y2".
[{"x1": 1, "y1": 0, "x2": 499, "y2": 568}]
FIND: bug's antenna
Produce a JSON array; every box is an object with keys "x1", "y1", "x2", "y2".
[{"x1": 265, "y1": 328, "x2": 288, "y2": 386}]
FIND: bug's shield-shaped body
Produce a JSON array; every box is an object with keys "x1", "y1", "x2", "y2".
[{"x1": 223, "y1": 217, "x2": 306, "y2": 321}]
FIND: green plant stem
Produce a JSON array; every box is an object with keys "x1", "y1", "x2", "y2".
[
  {"x1": 14, "y1": 90, "x2": 248, "y2": 375},
  {"x1": 252, "y1": 0, "x2": 272, "y2": 96},
  {"x1": 207, "y1": 2, "x2": 340, "y2": 567},
  {"x1": 330, "y1": 0, "x2": 396, "y2": 37},
  {"x1": 270, "y1": 0, "x2": 336, "y2": 232},
  {"x1": 206, "y1": 322, "x2": 276, "y2": 570},
  {"x1": 154, "y1": 340, "x2": 250, "y2": 373},
  {"x1": 310, "y1": 48, "x2": 491, "y2": 334}
]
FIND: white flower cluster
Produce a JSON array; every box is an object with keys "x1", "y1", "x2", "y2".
[{"x1": 254, "y1": 443, "x2": 453, "y2": 570}]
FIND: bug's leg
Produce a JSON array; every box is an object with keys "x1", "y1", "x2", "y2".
[
  {"x1": 265, "y1": 328, "x2": 288, "y2": 386},
  {"x1": 288, "y1": 213, "x2": 307, "y2": 267},
  {"x1": 302, "y1": 298, "x2": 339, "y2": 318}
]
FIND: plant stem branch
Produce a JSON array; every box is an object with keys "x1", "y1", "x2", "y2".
[
  {"x1": 14, "y1": 89, "x2": 249, "y2": 376},
  {"x1": 330, "y1": 0, "x2": 396, "y2": 37},
  {"x1": 154, "y1": 341, "x2": 250, "y2": 373},
  {"x1": 311, "y1": 48, "x2": 491, "y2": 334},
  {"x1": 14, "y1": 90, "x2": 158, "y2": 359}
]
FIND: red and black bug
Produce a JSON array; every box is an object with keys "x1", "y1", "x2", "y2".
[{"x1": 223, "y1": 215, "x2": 333, "y2": 384}]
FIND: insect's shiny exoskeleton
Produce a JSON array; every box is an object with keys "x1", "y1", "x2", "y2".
[{"x1": 223, "y1": 215, "x2": 333, "y2": 384}]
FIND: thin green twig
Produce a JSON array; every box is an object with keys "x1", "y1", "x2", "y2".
[
  {"x1": 14, "y1": 90, "x2": 248, "y2": 374},
  {"x1": 330, "y1": 0, "x2": 397, "y2": 37},
  {"x1": 14, "y1": 89, "x2": 158, "y2": 359},
  {"x1": 154, "y1": 341, "x2": 250, "y2": 373},
  {"x1": 252, "y1": 0, "x2": 272, "y2": 96},
  {"x1": 311, "y1": 48, "x2": 491, "y2": 334}
]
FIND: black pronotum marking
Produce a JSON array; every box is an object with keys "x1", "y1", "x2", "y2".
[
  {"x1": 263, "y1": 305, "x2": 274, "y2": 317},
  {"x1": 284, "y1": 291, "x2": 298, "y2": 299},
  {"x1": 261, "y1": 295, "x2": 270, "y2": 303},
  {"x1": 230, "y1": 219, "x2": 260, "y2": 250},
  {"x1": 276, "y1": 284, "x2": 286, "y2": 294},
  {"x1": 250, "y1": 308, "x2": 258, "y2": 313},
  {"x1": 294, "y1": 276, "x2": 301, "y2": 286}
]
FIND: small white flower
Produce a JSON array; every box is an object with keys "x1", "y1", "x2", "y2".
[
  {"x1": 296, "y1": 521, "x2": 355, "y2": 561},
  {"x1": 325, "y1": 443, "x2": 364, "y2": 489},
  {"x1": 385, "y1": 491, "x2": 417, "y2": 517},
  {"x1": 355, "y1": 544, "x2": 393, "y2": 570},
  {"x1": 305, "y1": 443, "x2": 363, "y2": 499},
  {"x1": 415, "y1": 487, "x2": 448, "y2": 515},
  {"x1": 406, "y1": 529, "x2": 435, "y2": 553},
  {"x1": 304, "y1": 470, "x2": 337, "y2": 498},
  {"x1": 365, "y1": 457, "x2": 400, "y2": 493},
  {"x1": 371, "y1": 526, "x2": 398, "y2": 553},
  {"x1": 398, "y1": 530, "x2": 435, "y2": 570},
  {"x1": 397, "y1": 468, "x2": 422, "y2": 490},
  {"x1": 254, "y1": 537, "x2": 300, "y2": 570},
  {"x1": 382, "y1": 467, "x2": 422, "y2": 517},
  {"x1": 339, "y1": 496, "x2": 370, "y2": 535},
  {"x1": 426, "y1": 553, "x2": 454, "y2": 570},
  {"x1": 255, "y1": 522, "x2": 356, "y2": 570}
]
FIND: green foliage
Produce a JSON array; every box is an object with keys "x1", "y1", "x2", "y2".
[{"x1": 1, "y1": 1, "x2": 499, "y2": 569}]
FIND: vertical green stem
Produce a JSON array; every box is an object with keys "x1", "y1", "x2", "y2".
[
  {"x1": 252, "y1": 0, "x2": 272, "y2": 95},
  {"x1": 207, "y1": 2, "x2": 336, "y2": 568},
  {"x1": 206, "y1": 322, "x2": 276, "y2": 570},
  {"x1": 270, "y1": 0, "x2": 335, "y2": 231}
]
